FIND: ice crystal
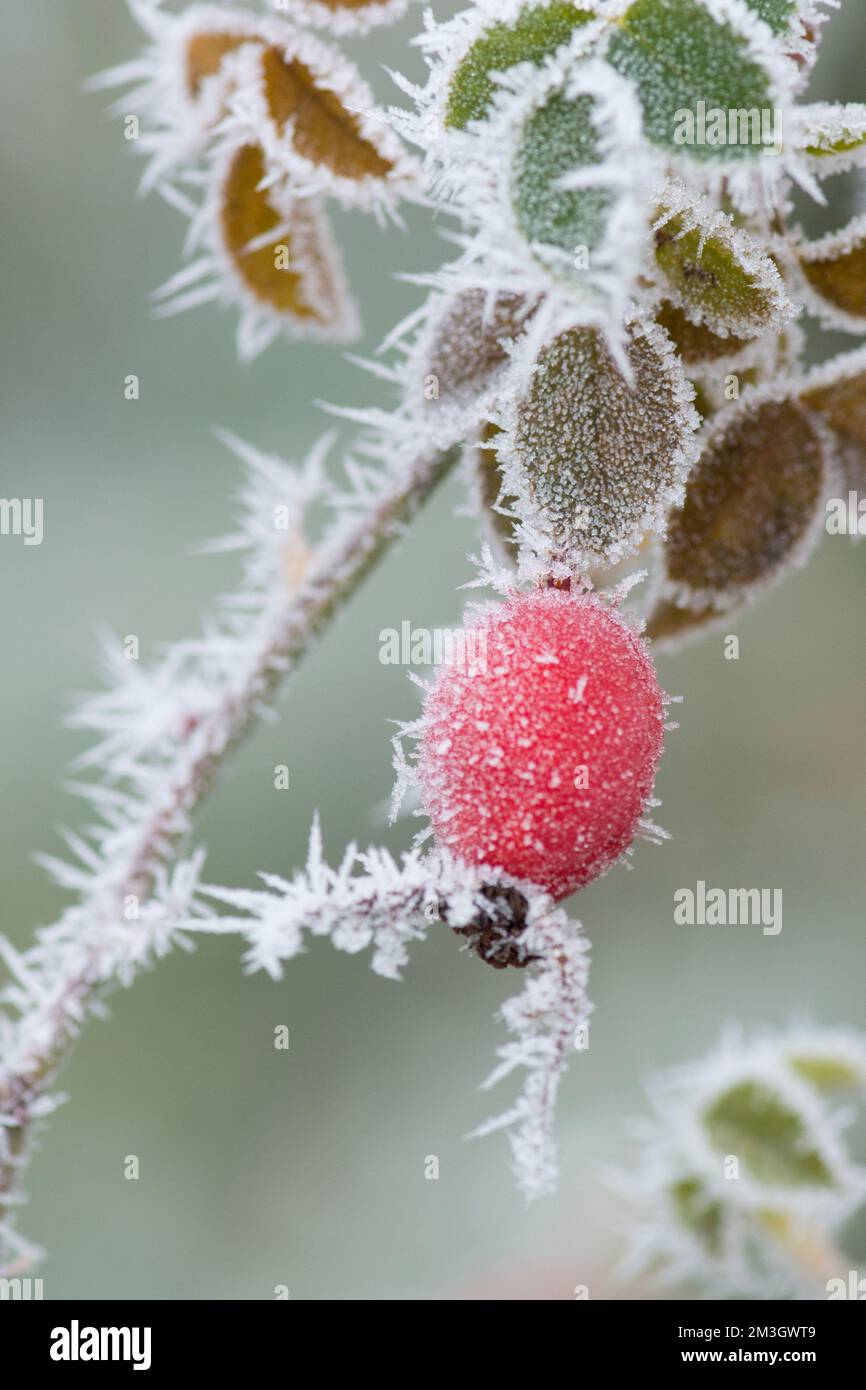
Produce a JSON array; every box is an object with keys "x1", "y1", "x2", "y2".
[
  {"x1": 186, "y1": 821, "x2": 591, "y2": 1200},
  {"x1": 263, "y1": 0, "x2": 412, "y2": 40}
]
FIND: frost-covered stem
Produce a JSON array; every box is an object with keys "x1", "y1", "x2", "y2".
[{"x1": 0, "y1": 443, "x2": 458, "y2": 1274}]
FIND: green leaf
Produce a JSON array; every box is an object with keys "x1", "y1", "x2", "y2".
[
  {"x1": 607, "y1": 0, "x2": 776, "y2": 161},
  {"x1": 789, "y1": 1056, "x2": 864, "y2": 1093},
  {"x1": 704, "y1": 1080, "x2": 834, "y2": 1188},
  {"x1": 794, "y1": 103, "x2": 866, "y2": 165},
  {"x1": 445, "y1": 2, "x2": 599, "y2": 130},
  {"x1": 671, "y1": 1177, "x2": 724, "y2": 1256},
  {"x1": 653, "y1": 200, "x2": 789, "y2": 337},
  {"x1": 742, "y1": 0, "x2": 796, "y2": 36},
  {"x1": 502, "y1": 318, "x2": 698, "y2": 564},
  {"x1": 512, "y1": 90, "x2": 614, "y2": 280}
]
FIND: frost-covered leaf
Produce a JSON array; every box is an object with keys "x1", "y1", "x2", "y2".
[
  {"x1": 418, "y1": 51, "x2": 649, "y2": 351},
  {"x1": 784, "y1": 1026, "x2": 866, "y2": 1094},
  {"x1": 512, "y1": 88, "x2": 617, "y2": 286},
  {"x1": 477, "y1": 53, "x2": 651, "y2": 326},
  {"x1": 444, "y1": 1, "x2": 602, "y2": 130},
  {"x1": 473, "y1": 422, "x2": 519, "y2": 554},
  {"x1": 92, "y1": 6, "x2": 417, "y2": 207},
  {"x1": 184, "y1": 25, "x2": 256, "y2": 100},
  {"x1": 671, "y1": 1177, "x2": 724, "y2": 1256},
  {"x1": 790, "y1": 101, "x2": 866, "y2": 177},
  {"x1": 495, "y1": 314, "x2": 699, "y2": 569},
  {"x1": 704, "y1": 1081, "x2": 834, "y2": 1188},
  {"x1": 797, "y1": 215, "x2": 866, "y2": 332},
  {"x1": 652, "y1": 391, "x2": 828, "y2": 617},
  {"x1": 261, "y1": 45, "x2": 394, "y2": 179},
  {"x1": 220, "y1": 145, "x2": 344, "y2": 318},
  {"x1": 418, "y1": 288, "x2": 539, "y2": 412},
  {"x1": 619, "y1": 1025, "x2": 866, "y2": 1297},
  {"x1": 789, "y1": 1056, "x2": 865, "y2": 1093},
  {"x1": 652, "y1": 186, "x2": 793, "y2": 338},
  {"x1": 742, "y1": 0, "x2": 797, "y2": 34},
  {"x1": 155, "y1": 140, "x2": 360, "y2": 358},
  {"x1": 228, "y1": 29, "x2": 417, "y2": 211},
  {"x1": 655, "y1": 301, "x2": 750, "y2": 364},
  {"x1": 606, "y1": 0, "x2": 785, "y2": 163},
  {"x1": 801, "y1": 346, "x2": 866, "y2": 490}
]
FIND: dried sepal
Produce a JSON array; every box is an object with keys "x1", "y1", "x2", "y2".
[
  {"x1": 225, "y1": 27, "x2": 419, "y2": 212},
  {"x1": 652, "y1": 183, "x2": 794, "y2": 339},
  {"x1": 796, "y1": 215, "x2": 866, "y2": 333},
  {"x1": 648, "y1": 386, "x2": 832, "y2": 633},
  {"x1": 493, "y1": 310, "x2": 700, "y2": 574},
  {"x1": 442, "y1": 0, "x2": 604, "y2": 131},
  {"x1": 789, "y1": 101, "x2": 866, "y2": 177},
  {"x1": 469, "y1": 423, "x2": 520, "y2": 559},
  {"x1": 154, "y1": 142, "x2": 359, "y2": 360}
]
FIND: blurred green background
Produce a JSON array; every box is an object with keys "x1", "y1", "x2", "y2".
[{"x1": 1, "y1": 1, "x2": 865, "y2": 1300}]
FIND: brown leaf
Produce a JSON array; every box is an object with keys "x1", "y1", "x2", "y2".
[
  {"x1": 474, "y1": 422, "x2": 518, "y2": 553},
  {"x1": 659, "y1": 395, "x2": 827, "y2": 608},
  {"x1": 219, "y1": 142, "x2": 344, "y2": 325},
  {"x1": 802, "y1": 355, "x2": 866, "y2": 452},
  {"x1": 644, "y1": 599, "x2": 720, "y2": 645},
  {"x1": 423, "y1": 290, "x2": 538, "y2": 407},
  {"x1": 185, "y1": 30, "x2": 255, "y2": 98},
  {"x1": 799, "y1": 217, "x2": 866, "y2": 328},
  {"x1": 260, "y1": 44, "x2": 393, "y2": 180},
  {"x1": 801, "y1": 348, "x2": 866, "y2": 492},
  {"x1": 655, "y1": 301, "x2": 749, "y2": 365}
]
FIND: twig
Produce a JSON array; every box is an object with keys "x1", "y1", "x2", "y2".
[{"x1": 0, "y1": 441, "x2": 459, "y2": 1273}]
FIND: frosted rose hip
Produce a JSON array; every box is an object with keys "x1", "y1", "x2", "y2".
[{"x1": 419, "y1": 589, "x2": 665, "y2": 900}]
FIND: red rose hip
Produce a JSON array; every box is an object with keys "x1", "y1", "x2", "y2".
[{"x1": 419, "y1": 589, "x2": 666, "y2": 900}]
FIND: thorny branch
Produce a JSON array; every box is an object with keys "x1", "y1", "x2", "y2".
[{"x1": 0, "y1": 441, "x2": 458, "y2": 1274}]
